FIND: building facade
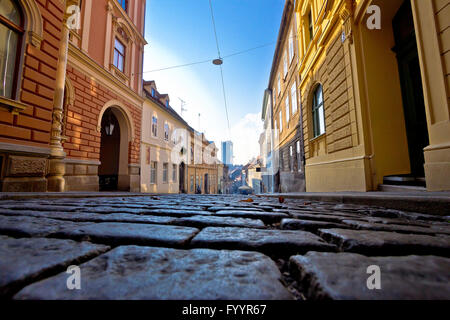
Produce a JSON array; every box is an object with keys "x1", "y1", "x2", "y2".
[
  {"x1": 266, "y1": 0, "x2": 306, "y2": 193},
  {"x1": 0, "y1": 0, "x2": 146, "y2": 192},
  {"x1": 140, "y1": 81, "x2": 223, "y2": 195},
  {"x1": 140, "y1": 81, "x2": 188, "y2": 194},
  {"x1": 295, "y1": 0, "x2": 450, "y2": 191}
]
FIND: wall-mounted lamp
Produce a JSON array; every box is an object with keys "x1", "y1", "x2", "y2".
[{"x1": 104, "y1": 110, "x2": 115, "y2": 136}]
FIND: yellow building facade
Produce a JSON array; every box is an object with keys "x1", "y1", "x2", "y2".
[{"x1": 295, "y1": 0, "x2": 450, "y2": 191}]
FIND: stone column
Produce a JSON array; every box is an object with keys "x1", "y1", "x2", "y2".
[{"x1": 47, "y1": 0, "x2": 79, "y2": 192}]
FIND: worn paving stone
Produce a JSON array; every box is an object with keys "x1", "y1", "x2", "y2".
[
  {"x1": 289, "y1": 252, "x2": 450, "y2": 300},
  {"x1": 341, "y1": 219, "x2": 448, "y2": 236},
  {"x1": 191, "y1": 227, "x2": 336, "y2": 256},
  {"x1": 287, "y1": 212, "x2": 359, "y2": 223},
  {"x1": 0, "y1": 204, "x2": 82, "y2": 212},
  {"x1": 281, "y1": 219, "x2": 348, "y2": 232},
  {"x1": 319, "y1": 228, "x2": 450, "y2": 257},
  {"x1": 0, "y1": 209, "x2": 177, "y2": 225},
  {"x1": 15, "y1": 246, "x2": 294, "y2": 300},
  {"x1": 0, "y1": 215, "x2": 199, "y2": 247},
  {"x1": 213, "y1": 210, "x2": 288, "y2": 224},
  {"x1": 173, "y1": 215, "x2": 265, "y2": 229},
  {"x1": 54, "y1": 222, "x2": 200, "y2": 247},
  {"x1": 0, "y1": 236, "x2": 109, "y2": 297},
  {"x1": 142, "y1": 209, "x2": 214, "y2": 217},
  {"x1": 207, "y1": 206, "x2": 265, "y2": 212}
]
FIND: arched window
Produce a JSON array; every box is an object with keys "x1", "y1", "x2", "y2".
[
  {"x1": 312, "y1": 84, "x2": 325, "y2": 137},
  {"x1": 0, "y1": 0, "x2": 23, "y2": 99}
]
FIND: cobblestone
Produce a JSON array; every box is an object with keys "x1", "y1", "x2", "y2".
[{"x1": 0, "y1": 194, "x2": 449, "y2": 300}]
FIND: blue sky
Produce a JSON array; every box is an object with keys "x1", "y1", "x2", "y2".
[{"x1": 143, "y1": 0, "x2": 284, "y2": 164}]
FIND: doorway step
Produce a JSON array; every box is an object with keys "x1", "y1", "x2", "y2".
[{"x1": 379, "y1": 175, "x2": 426, "y2": 192}]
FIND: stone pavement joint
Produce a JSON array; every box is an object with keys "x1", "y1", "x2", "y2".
[{"x1": 0, "y1": 194, "x2": 449, "y2": 300}]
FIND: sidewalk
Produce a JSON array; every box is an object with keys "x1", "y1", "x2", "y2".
[{"x1": 264, "y1": 191, "x2": 450, "y2": 216}]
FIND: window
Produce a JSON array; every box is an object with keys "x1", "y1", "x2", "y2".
[
  {"x1": 172, "y1": 164, "x2": 177, "y2": 182},
  {"x1": 146, "y1": 146, "x2": 150, "y2": 165},
  {"x1": 289, "y1": 30, "x2": 294, "y2": 63},
  {"x1": 273, "y1": 88, "x2": 276, "y2": 106},
  {"x1": 296, "y1": 140, "x2": 302, "y2": 172},
  {"x1": 0, "y1": 0, "x2": 23, "y2": 99},
  {"x1": 150, "y1": 162, "x2": 157, "y2": 184},
  {"x1": 164, "y1": 122, "x2": 169, "y2": 141},
  {"x1": 275, "y1": 119, "x2": 278, "y2": 139},
  {"x1": 151, "y1": 116, "x2": 157, "y2": 137},
  {"x1": 312, "y1": 84, "x2": 326, "y2": 137},
  {"x1": 166, "y1": 100, "x2": 169, "y2": 108},
  {"x1": 151, "y1": 88, "x2": 155, "y2": 97},
  {"x1": 291, "y1": 84, "x2": 298, "y2": 114},
  {"x1": 283, "y1": 54, "x2": 288, "y2": 78},
  {"x1": 117, "y1": 0, "x2": 128, "y2": 12},
  {"x1": 279, "y1": 111, "x2": 283, "y2": 132},
  {"x1": 289, "y1": 145, "x2": 294, "y2": 172},
  {"x1": 277, "y1": 75, "x2": 281, "y2": 96},
  {"x1": 190, "y1": 175, "x2": 194, "y2": 192},
  {"x1": 285, "y1": 95, "x2": 290, "y2": 125},
  {"x1": 113, "y1": 38, "x2": 125, "y2": 72},
  {"x1": 308, "y1": 11, "x2": 314, "y2": 45},
  {"x1": 163, "y1": 163, "x2": 168, "y2": 183}
]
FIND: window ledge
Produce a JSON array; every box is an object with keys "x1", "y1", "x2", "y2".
[
  {"x1": 0, "y1": 97, "x2": 29, "y2": 115},
  {"x1": 310, "y1": 133, "x2": 326, "y2": 142},
  {"x1": 110, "y1": 64, "x2": 129, "y2": 83}
]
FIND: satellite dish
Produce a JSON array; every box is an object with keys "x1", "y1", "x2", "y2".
[{"x1": 212, "y1": 58, "x2": 223, "y2": 65}]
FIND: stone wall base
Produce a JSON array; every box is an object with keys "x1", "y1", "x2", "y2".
[
  {"x1": 64, "y1": 159, "x2": 100, "y2": 192},
  {"x1": 424, "y1": 144, "x2": 450, "y2": 191},
  {"x1": 280, "y1": 171, "x2": 306, "y2": 193}
]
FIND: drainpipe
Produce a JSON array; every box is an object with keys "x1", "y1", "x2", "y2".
[{"x1": 47, "y1": 0, "x2": 78, "y2": 192}]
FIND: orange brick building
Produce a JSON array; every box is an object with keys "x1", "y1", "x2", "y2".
[{"x1": 0, "y1": 0, "x2": 146, "y2": 192}]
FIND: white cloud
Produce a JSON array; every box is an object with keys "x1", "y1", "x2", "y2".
[{"x1": 229, "y1": 112, "x2": 263, "y2": 165}]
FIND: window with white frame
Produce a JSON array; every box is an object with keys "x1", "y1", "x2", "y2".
[
  {"x1": 289, "y1": 145, "x2": 294, "y2": 172},
  {"x1": 164, "y1": 122, "x2": 169, "y2": 141},
  {"x1": 279, "y1": 111, "x2": 283, "y2": 132},
  {"x1": 150, "y1": 162, "x2": 157, "y2": 184},
  {"x1": 296, "y1": 140, "x2": 302, "y2": 172},
  {"x1": 172, "y1": 164, "x2": 177, "y2": 182},
  {"x1": 291, "y1": 84, "x2": 298, "y2": 114},
  {"x1": 289, "y1": 29, "x2": 294, "y2": 63},
  {"x1": 113, "y1": 38, "x2": 125, "y2": 72},
  {"x1": 312, "y1": 84, "x2": 326, "y2": 137},
  {"x1": 285, "y1": 95, "x2": 290, "y2": 125},
  {"x1": 151, "y1": 116, "x2": 158, "y2": 137},
  {"x1": 277, "y1": 74, "x2": 281, "y2": 96},
  {"x1": 163, "y1": 163, "x2": 168, "y2": 183},
  {"x1": 283, "y1": 54, "x2": 288, "y2": 78}
]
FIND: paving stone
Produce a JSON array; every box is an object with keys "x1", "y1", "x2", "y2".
[
  {"x1": 173, "y1": 215, "x2": 265, "y2": 229},
  {"x1": 54, "y1": 222, "x2": 200, "y2": 247},
  {"x1": 0, "y1": 215, "x2": 69, "y2": 237},
  {"x1": 0, "y1": 236, "x2": 109, "y2": 297},
  {"x1": 0, "y1": 215, "x2": 199, "y2": 247},
  {"x1": 0, "y1": 205, "x2": 82, "y2": 212},
  {"x1": 213, "y1": 210, "x2": 288, "y2": 223},
  {"x1": 143, "y1": 209, "x2": 214, "y2": 217},
  {"x1": 281, "y1": 219, "x2": 348, "y2": 232},
  {"x1": 319, "y1": 228, "x2": 450, "y2": 256},
  {"x1": 15, "y1": 246, "x2": 294, "y2": 300},
  {"x1": 341, "y1": 219, "x2": 445, "y2": 235},
  {"x1": 0, "y1": 209, "x2": 176, "y2": 225},
  {"x1": 207, "y1": 206, "x2": 265, "y2": 212},
  {"x1": 287, "y1": 212, "x2": 357, "y2": 223},
  {"x1": 191, "y1": 227, "x2": 336, "y2": 256},
  {"x1": 289, "y1": 252, "x2": 450, "y2": 300}
]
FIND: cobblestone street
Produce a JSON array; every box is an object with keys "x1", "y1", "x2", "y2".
[{"x1": 0, "y1": 195, "x2": 449, "y2": 300}]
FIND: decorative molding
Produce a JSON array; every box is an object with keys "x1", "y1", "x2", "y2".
[
  {"x1": 339, "y1": 0, "x2": 354, "y2": 44},
  {"x1": 97, "y1": 99, "x2": 136, "y2": 141},
  {"x1": 20, "y1": 0, "x2": 44, "y2": 48},
  {"x1": 0, "y1": 142, "x2": 51, "y2": 156}
]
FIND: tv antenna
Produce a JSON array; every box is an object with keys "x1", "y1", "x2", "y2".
[{"x1": 178, "y1": 98, "x2": 187, "y2": 117}]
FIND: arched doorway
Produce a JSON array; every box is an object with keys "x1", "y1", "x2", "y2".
[
  {"x1": 179, "y1": 162, "x2": 185, "y2": 193},
  {"x1": 204, "y1": 173, "x2": 209, "y2": 194},
  {"x1": 99, "y1": 109, "x2": 120, "y2": 191},
  {"x1": 98, "y1": 103, "x2": 134, "y2": 191}
]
